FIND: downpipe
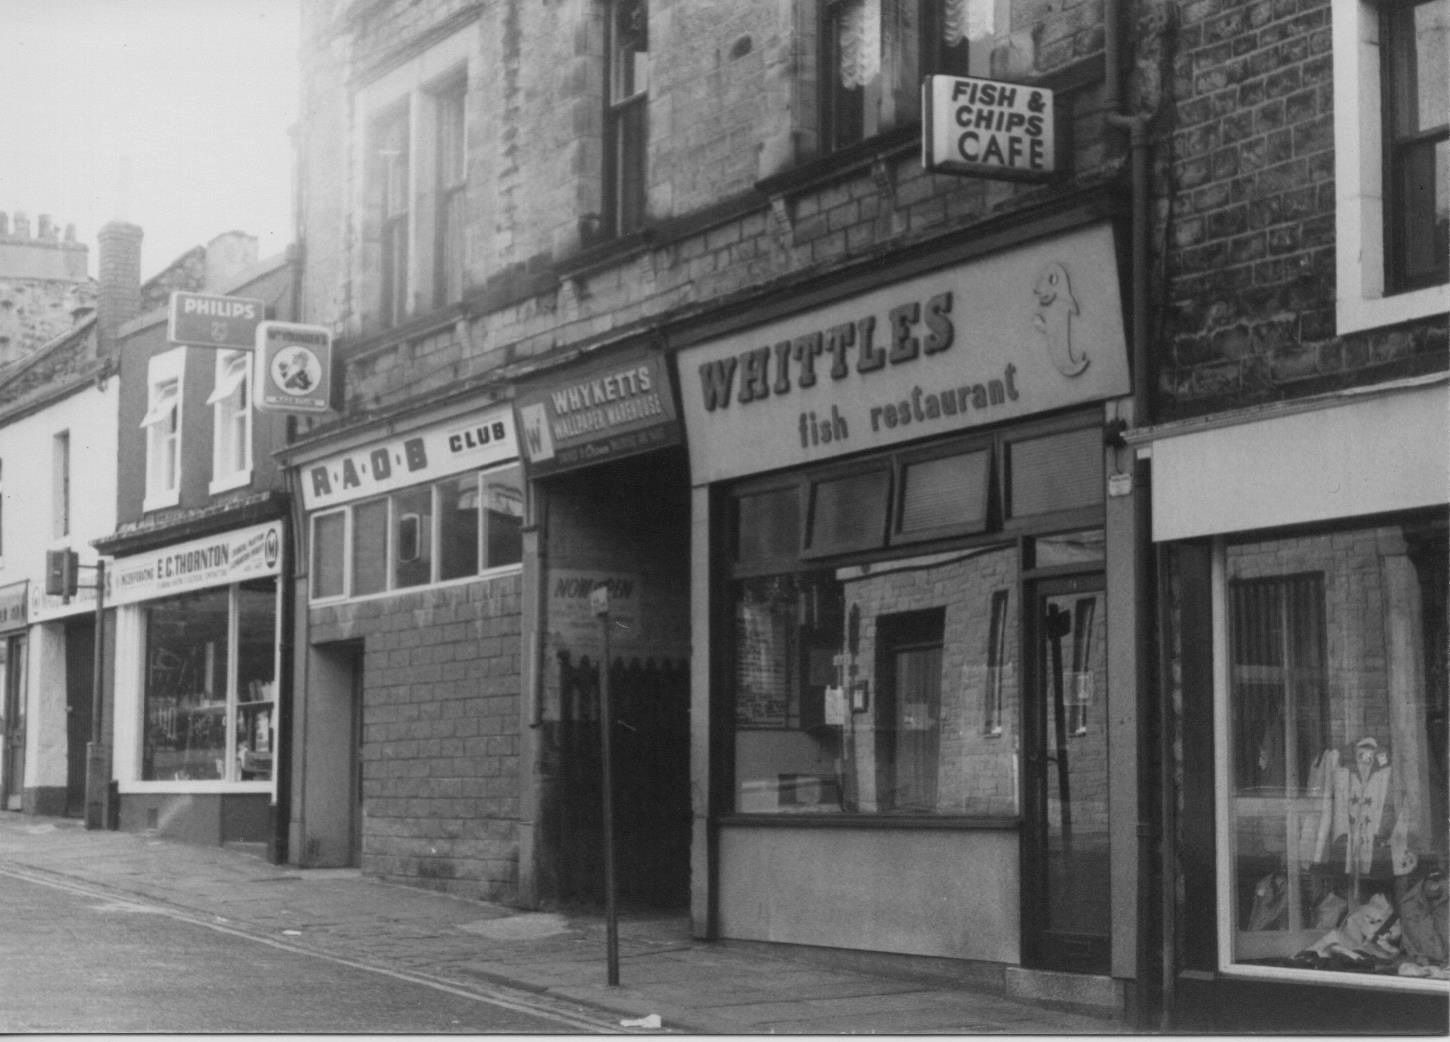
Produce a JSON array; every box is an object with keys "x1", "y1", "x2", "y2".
[{"x1": 1103, "y1": 0, "x2": 1169, "y2": 1030}]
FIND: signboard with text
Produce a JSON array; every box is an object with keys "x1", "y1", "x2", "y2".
[
  {"x1": 301, "y1": 405, "x2": 518, "y2": 511},
  {"x1": 0, "y1": 581, "x2": 27, "y2": 634},
  {"x1": 168, "y1": 291, "x2": 266, "y2": 350},
  {"x1": 922, "y1": 75, "x2": 1058, "y2": 181},
  {"x1": 255, "y1": 321, "x2": 333, "y2": 414},
  {"x1": 677, "y1": 223, "x2": 1128, "y2": 486},
  {"x1": 111, "y1": 521, "x2": 283, "y2": 605},
  {"x1": 513, "y1": 349, "x2": 682, "y2": 477}
]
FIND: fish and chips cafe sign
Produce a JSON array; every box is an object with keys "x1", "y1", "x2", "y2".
[
  {"x1": 111, "y1": 521, "x2": 283, "y2": 606},
  {"x1": 301, "y1": 406, "x2": 517, "y2": 511},
  {"x1": 514, "y1": 349, "x2": 682, "y2": 476},
  {"x1": 678, "y1": 223, "x2": 1128, "y2": 485},
  {"x1": 922, "y1": 75, "x2": 1058, "y2": 180}
]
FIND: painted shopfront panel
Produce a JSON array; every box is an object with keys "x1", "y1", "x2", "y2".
[{"x1": 679, "y1": 223, "x2": 1128, "y2": 485}]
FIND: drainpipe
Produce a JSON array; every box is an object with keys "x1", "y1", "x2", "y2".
[{"x1": 1103, "y1": 0, "x2": 1168, "y2": 1030}]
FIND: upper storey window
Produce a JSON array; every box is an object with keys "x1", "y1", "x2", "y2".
[
  {"x1": 1333, "y1": 0, "x2": 1450, "y2": 333},
  {"x1": 605, "y1": 0, "x2": 649, "y2": 237},
  {"x1": 141, "y1": 349, "x2": 185, "y2": 511},
  {"x1": 357, "y1": 24, "x2": 475, "y2": 329},
  {"x1": 208, "y1": 349, "x2": 252, "y2": 493},
  {"x1": 1384, "y1": 1, "x2": 1448, "y2": 293},
  {"x1": 820, "y1": 0, "x2": 975, "y2": 153}
]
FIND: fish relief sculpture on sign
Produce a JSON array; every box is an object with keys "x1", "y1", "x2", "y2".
[{"x1": 1033, "y1": 261, "x2": 1087, "y2": 377}]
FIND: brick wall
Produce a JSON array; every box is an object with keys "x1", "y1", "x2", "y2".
[
  {"x1": 1158, "y1": 0, "x2": 1448, "y2": 417},
  {"x1": 308, "y1": 573, "x2": 524, "y2": 899}
]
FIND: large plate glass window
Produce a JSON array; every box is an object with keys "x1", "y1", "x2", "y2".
[
  {"x1": 141, "y1": 579, "x2": 278, "y2": 783},
  {"x1": 1223, "y1": 517, "x2": 1448, "y2": 982}
]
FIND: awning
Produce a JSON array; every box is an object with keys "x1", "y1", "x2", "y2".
[{"x1": 1131, "y1": 375, "x2": 1448, "y2": 542}]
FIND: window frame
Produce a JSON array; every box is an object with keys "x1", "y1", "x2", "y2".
[
  {"x1": 208, "y1": 350, "x2": 253, "y2": 493},
  {"x1": 355, "y1": 23, "x2": 475, "y2": 331},
  {"x1": 1209, "y1": 520, "x2": 1450, "y2": 993},
  {"x1": 604, "y1": 0, "x2": 649, "y2": 238},
  {"x1": 1332, "y1": 0, "x2": 1450, "y2": 333},
  {"x1": 141, "y1": 349, "x2": 185, "y2": 512},
  {"x1": 307, "y1": 462, "x2": 524, "y2": 603}
]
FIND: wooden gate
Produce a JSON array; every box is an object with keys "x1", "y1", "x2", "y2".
[{"x1": 553, "y1": 651, "x2": 690, "y2": 908}]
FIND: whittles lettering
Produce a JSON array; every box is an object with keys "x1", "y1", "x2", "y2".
[{"x1": 698, "y1": 292, "x2": 953, "y2": 411}]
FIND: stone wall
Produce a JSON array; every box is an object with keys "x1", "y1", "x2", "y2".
[
  {"x1": 307, "y1": 574, "x2": 524, "y2": 899},
  {"x1": 0, "y1": 211, "x2": 92, "y2": 367}
]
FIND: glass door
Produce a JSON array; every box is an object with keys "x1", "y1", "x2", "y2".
[{"x1": 1023, "y1": 575, "x2": 1110, "y2": 973}]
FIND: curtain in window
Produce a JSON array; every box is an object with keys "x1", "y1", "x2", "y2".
[
  {"x1": 836, "y1": 0, "x2": 881, "y2": 88},
  {"x1": 942, "y1": 0, "x2": 995, "y2": 45}
]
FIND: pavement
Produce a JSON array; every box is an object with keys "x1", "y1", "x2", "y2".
[{"x1": 0, "y1": 812, "x2": 1123, "y2": 1036}]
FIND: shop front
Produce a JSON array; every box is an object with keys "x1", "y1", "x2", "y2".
[
  {"x1": 290, "y1": 401, "x2": 526, "y2": 892},
  {"x1": 675, "y1": 219, "x2": 1141, "y2": 1009},
  {"x1": 1137, "y1": 374, "x2": 1449, "y2": 1032},
  {"x1": 0, "y1": 581, "x2": 28, "y2": 811},
  {"x1": 108, "y1": 518, "x2": 285, "y2": 848},
  {"x1": 513, "y1": 345, "x2": 693, "y2": 910}
]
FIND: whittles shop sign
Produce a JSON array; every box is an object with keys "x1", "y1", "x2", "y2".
[
  {"x1": 678, "y1": 223, "x2": 1129, "y2": 485},
  {"x1": 514, "y1": 350, "x2": 681, "y2": 476},
  {"x1": 922, "y1": 75, "x2": 1058, "y2": 181}
]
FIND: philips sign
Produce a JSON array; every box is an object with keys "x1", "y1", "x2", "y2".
[
  {"x1": 168, "y1": 291, "x2": 266, "y2": 350},
  {"x1": 922, "y1": 75, "x2": 1059, "y2": 181}
]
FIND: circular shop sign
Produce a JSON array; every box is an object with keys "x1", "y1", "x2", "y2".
[{"x1": 270, "y1": 344, "x2": 324, "y2": 397}]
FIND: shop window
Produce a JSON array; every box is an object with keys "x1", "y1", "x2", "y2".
[
  {"x1": 141, "y1": 349, "x2": 185, "y2": 511},
  {"x1": 1223, "y1": 519, "x2": 1448, "y2": 983},
  {"x1": 357, "y1": 23, "x2": 474, "y2": 329},
  {"x1": 731, "y1": 545, "x2": 1021, "y2": 817},
  {"x1": 1006, "y1": 426, "x2": 1101, "y2": 520},
  {"x1": 141, "y1": 578, "x2": 277, "y2": 783},
  {"x1": 1333, "y1": 0, "x2": 1450, "y2": 332},
  {"x1": 352, "y1": 499, "x2": 389, "y2": 597},
  {"x1": 893, "y1": 446, "x2": 990, "y2": 543},
  {"x1": 309, "y1": 464, "x2": 523, "y2": 600},
  {"x1": 0, "y1": 458, "x2": 6, "y2": 560},
  {"x1": 208, "y1": 350, "x2": 252, "y2": 491},
  {"x1": 312, "y1": 511, "x2": 346, "y2": 599},
  {"x1": 392, "y1": 486, "x2": 433, "y2": 589},
  {"x1": 604, "y1": 0, "x2": 649, "y2": 237},
  {"x1": 874, "y1": 609, "x2": 946, "y2": 812},
  {"x1": 803, "y1": 466, "x2": 891, "y2": 556}
]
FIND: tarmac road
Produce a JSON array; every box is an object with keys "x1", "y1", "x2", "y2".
[{"x1": 0, "y1": 867, "x2": 617, "y2": 1034}]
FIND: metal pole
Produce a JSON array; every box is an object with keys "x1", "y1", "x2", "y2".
[
  {"x1": 85, "y1": 560, "x2": 108, "y2": 830},
  {"x1": 599, "y1": 610, "x2": 620, "y2": 986}
]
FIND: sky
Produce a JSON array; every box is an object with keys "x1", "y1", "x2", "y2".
[{"x1": 1, "y1": 0, "x2": 300, "y2": 279}]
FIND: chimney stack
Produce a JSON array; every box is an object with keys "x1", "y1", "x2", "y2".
[{"x1": 97, "y1": 220, "x2": 143, "y2": 358}]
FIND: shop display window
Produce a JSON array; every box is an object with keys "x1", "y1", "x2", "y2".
[
  {"x1": 141, "y1": 578, "x2": 278, "y2": 783},
  {"x1": 1224, "y1": 518, "x2": 1449, "y2": 984},
  {"x1": 310, "y1": 463, "x2": 523, "y2": 601}
]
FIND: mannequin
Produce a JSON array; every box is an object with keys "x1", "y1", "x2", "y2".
[{"x1": 1317, "y1": 736, "x2": 1394, "y2": 884}]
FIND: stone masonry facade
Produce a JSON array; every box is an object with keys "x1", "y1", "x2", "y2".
[{"x1": 308, "y1": 575, "x2": 524, "y2": 898}]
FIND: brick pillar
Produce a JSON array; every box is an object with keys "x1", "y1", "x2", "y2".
[{"x1": 97, "y1": 220, "x2": 143, "y2": 357}]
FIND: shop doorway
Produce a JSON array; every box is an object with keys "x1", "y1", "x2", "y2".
[
  {"x1": 303, "y1": 640, "x2": 364, "y2": 868},
  {"x1": 2, "y1": 635, "x2": 27, "y2": 811},
  {"x1": 1023, "y1": 574, "x2": 1110, "y2": 973},
  {"x1": 64, "y1": 620, "x2": 95, "y2": 817}
]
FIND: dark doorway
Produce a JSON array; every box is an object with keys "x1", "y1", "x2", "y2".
[
  {"x1": 65, "y1": 619, "x2": 95, "y2": 817},
  {"x1": 1023, "y1": 573, "x2": 1111, "y2": 974},
  {"x1": 555, "y1": 653, "x2": 691, "y2": 908}
]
